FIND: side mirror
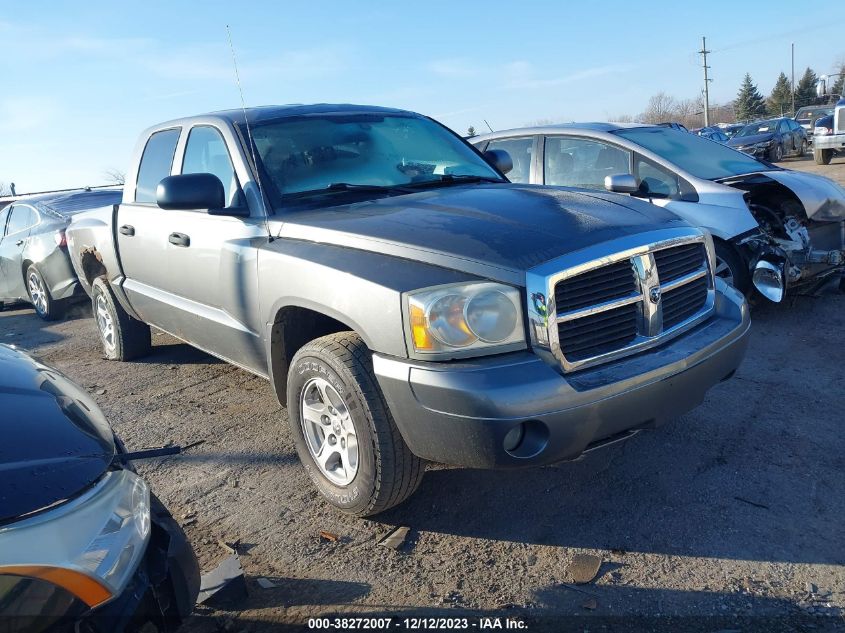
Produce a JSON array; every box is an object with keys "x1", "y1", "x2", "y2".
[
  {"x1": 157, "y1": 173, "x2": 225, "y2": 211},
  {"x1": 752, "y1": 259, "x2": 785, "y2": 303},
  {"x1": 484, "y1": 149, "x2": 513, "y2": 175},
  {"x1": 604, "y1": 173, "x2": 639, "y2": 194}
]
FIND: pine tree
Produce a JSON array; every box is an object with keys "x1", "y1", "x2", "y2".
[
  {"x1": 734, "y1": 74, "x2": 767, "y2": 122},
  {"x1": 767, "y1": 72, "x2": 792, "y2": 116},
  {"x1": 793, "y1": 67, "x2": 818, "y2": 110},
  {"x1": 466, "y1": 126, "x2": 476, "y2": 138}
]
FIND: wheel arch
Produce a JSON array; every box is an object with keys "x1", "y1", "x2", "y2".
[{"x1": 267, "y1": 302, "x2": 365, "y2": 406}]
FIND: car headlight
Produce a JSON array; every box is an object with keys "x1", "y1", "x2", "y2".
[
  {"x1": 753, "y1": 140, "x2": 773, "y2": 149},
  {"x1": 0, "y1": 470, "x2": 150, "y2": 608},
  {"x1": 405, "y1": 282, "x2": 526, "y2": 358}
]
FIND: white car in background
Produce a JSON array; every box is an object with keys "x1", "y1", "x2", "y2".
[{"x1": 472, "y1": 123, "x2": 845, "y2": 300}]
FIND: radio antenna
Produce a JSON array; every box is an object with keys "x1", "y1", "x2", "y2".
[{"x1": 226, "y1": 25, "x2": 272, "y2": 239}]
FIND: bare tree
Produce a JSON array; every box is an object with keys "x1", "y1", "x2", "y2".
[
  {"x1": 608, "y1": 113, "x2": 634, "y2": 123},
  {"x1": 0, "y1": 182, "x2": 12, "y2": 197},
  {"x1": 103, "y1": 169, "x2": 126, "y2": 186},
  {"x1": 639, "y1": 92, "x2": 677, "y2": 123}
]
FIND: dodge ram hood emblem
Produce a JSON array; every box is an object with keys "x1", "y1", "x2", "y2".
[{"x1": 649, "y1": 286, "x2": 662, "y2": 304}]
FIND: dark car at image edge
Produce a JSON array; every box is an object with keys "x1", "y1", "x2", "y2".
[{"x1": 0, "y1": 344, "x2": 199, "y2": 632}]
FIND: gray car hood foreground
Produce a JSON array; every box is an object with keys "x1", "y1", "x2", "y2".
[
  {"x1": 277, "y1": 184, "x2": 689, "y2": 276},
  {"x1": 763, "y1": 170, "x2": 845, "y2": 221}
]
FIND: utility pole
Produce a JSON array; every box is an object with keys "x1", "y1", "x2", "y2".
[
  {"x1": 699, "y1": 36, "x2": 712, "y2": 127},
  {"x1": 791, "y1": 42, "x2": 795, "y2": 115}
]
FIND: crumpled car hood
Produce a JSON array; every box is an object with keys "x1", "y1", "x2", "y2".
[
  {"x1": 729, "y1": 133, "x2": 774, "y2": 147},
  {"x1": 764, "y1": 170, "x2": 845, "y2": 221},
  {"x1": 0, "y1": 345, "x2": 115, "y2": 523}
]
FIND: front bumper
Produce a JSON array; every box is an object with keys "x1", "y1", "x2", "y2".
[
  {"x1": 813, "y1": 134, "x2": 845, "y2": 151},
  {"x1": 375, "y1": 284, "x2": 750, "y2": 469},
  {"x1": 82, "y1": 494, "x2": 200, "y2": 632}
]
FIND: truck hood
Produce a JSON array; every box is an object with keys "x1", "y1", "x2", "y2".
[
  {"x1": 0, "y1": 345, "x2": 115, "y2": 524},
  {"x1": 277, "y1": 184, "x2": 689, "y2": 280}
]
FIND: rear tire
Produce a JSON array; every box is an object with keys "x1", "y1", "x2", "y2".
[
  {"x1": 26, "y1": 265, "x2": 64, "y2": 321},
  {"x1": 713, "y1": 241, "x2": 751, "y2": 296},
  {"x1": 814, "y1": 148, "x2": 833, "y2": 165},
  {"x1": 799, "y1": 139, "x2": 807, "y2": 156},
  {"x1": 91, "y1": 277, "x2": 151, "y2": 360},
  {"x1": 287, "y1": 331, "x2": 425, "y2": 517}
]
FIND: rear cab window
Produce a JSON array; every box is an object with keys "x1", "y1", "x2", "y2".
[{"x1": 135, "y1": 128, "x2": 181, "y2": 203}]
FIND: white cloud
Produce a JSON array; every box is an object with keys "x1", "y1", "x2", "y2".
[{"x1": 0, "y1": 97, "x2": 59, "y2": 133}]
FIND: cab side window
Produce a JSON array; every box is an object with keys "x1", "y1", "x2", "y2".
[
  {"x1": 5, "y1": 205, "x2": 36, "y2": 235},
  {"x1": 485, "y1": 137, "x2": 533, "y2": 184},
  {"x1": 544, "y1": 136, "x2": 631, "y2": 189},
  {"x1": 135, "y1": 128, "x2": 181, "y2": 203},
  {"x1": 182, "y1": 126, "x2": 239, "y2": 207}
]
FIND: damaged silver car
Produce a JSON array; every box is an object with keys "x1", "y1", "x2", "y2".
[{"x1": 472, "y1": 124, "x2": 845, "y2": 301}]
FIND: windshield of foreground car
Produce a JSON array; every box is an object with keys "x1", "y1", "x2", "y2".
[
  {"x1": 613, "y1": 127, "x2": 767, "y2": 180},
  {"x1": 242, "y1": 113, "x2": 504, "y2": 205},
  {"x1": 735, "y1": 120, "x2": 780, "y2": 137}
]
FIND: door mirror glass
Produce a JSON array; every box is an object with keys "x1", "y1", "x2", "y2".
[
  {"x1": 604, "y1": 174, "x2": 639, "y2": 194},
  {"x1": 156, "y1": 173, "x2": 225, "y2": 211}
]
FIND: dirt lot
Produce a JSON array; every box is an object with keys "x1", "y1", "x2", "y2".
[{"x1": 2, "y1": 156, "x2": 844, "y2": 632}]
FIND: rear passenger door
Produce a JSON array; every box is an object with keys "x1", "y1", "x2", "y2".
[
  {"x1": 542, "y1": 136, "x2": 632, "y2": 189},
  {"x1": 0, "y1": 205, "x2": 37, "y2": 300},
  {"x1": 116, "y1": 127, "x2": 186, "y2": 335},
  {"x1": 0, "y1": 206, "x2": 12, "y2": 298}
]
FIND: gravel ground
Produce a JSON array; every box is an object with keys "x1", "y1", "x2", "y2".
[{"x1": 2, "y1": 157, "x2": 844, "y2": 632}]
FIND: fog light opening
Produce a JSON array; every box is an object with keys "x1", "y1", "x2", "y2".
[{"x1": 503, "y1": 420, "x2": 549, "y2": 459}]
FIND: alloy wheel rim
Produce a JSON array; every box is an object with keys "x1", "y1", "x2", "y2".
[
  {"x1": 28, "y1": 272, "x2": 47, "y2": 315},
  {"x1": 714, "y1": 256, "x2": 734, "y2": 287},
  {"x1": 95, "y1": 294, "x2": 116, "y2": 353},
  {"x1": 299, "y1": 377, "x2": 359, "y2": 486}
]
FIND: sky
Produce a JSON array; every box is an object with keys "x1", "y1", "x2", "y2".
[{"x1": 2, "y1": 0, "x2": 844, "y2": 192}]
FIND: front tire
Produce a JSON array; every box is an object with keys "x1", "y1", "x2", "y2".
[
  {"x1": 769, "y1": 143, "x2": 784, "y2": 162},
  {"x1": 26, "y1": 265, "x2": 64, "y2": 321},
  {"x1": 714, "y1": 241, "x2": 751, "y2": 296},
  {"x1": 91, "y1": 277, "x2": 151, "y2": 360},
  {"x1": 814, "y1": 148, "x2": 833, "y2": 165},
  {"x1": 287, "y1": 332, "x2": 425, "y2": 517}
]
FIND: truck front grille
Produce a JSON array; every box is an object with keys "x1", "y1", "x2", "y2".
[{"x1": 548, "y1": 238, "x2": 714, "y2": 372}]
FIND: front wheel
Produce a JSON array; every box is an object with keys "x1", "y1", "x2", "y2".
[
  {"x1": 814, "y1": 148, "x2": 833, "y2": 165},
  {"x1": 713, "y1": 241, "x2": 751, "y2": 296},
  {"x1": 91, "y1": 277, "x2": 151, "y2": 360},
  {"x1": 800, "y1": 139, "x2": 807, "y2": 156},
  {"x1": 26, "y1": 265, "x2": 64, "y2": 321},
  {"x1": 287, "y1": 332, "x2": 425, "y2": 516},
  {"x1": 769, "y1": 143, "x2": 784, "y2": 162}
]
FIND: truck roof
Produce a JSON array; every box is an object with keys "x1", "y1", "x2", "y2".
[{"x1": 155, "y1": 103, "x2": 418, "y2": 128}]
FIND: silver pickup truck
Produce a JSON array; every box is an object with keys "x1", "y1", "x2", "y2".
[{"x1": 66, "y1": 104, "x2": 750, "y2": 516}]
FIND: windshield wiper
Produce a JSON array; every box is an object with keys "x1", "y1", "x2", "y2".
[
  {"x1": 283, "y1": 182, "x2": 415, "y2": 199},
  {"x1": 405, "y1": 174, "x2": 505, "y2": 188}
]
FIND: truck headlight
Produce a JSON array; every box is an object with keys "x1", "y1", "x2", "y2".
[
  {"x1": 405, "y1": 282, "x2": 526, "y2": 358},
  {"x1": 0, "y1": 470, "x2": 151, "y2": 608}
]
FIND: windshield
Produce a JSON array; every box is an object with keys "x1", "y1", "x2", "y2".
[
  {"x1": 735, "y1": 120, "x2": 780, "y2": 137},
  {"x1": 241, "y1": 113, "x2": 503, "y2": 205},
  {"x1": 613, "y1": 127, "x2": 766, "y2": 180},
  {"x1": 796, "y1": 108, "x2": 833, "y2": 121}
]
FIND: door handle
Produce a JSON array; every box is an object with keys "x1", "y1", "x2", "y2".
[
  {"x1": 15, "y1": 240, "x2": 24, "y2": 246},
  {"x1": 168, "y1": 232, "x2": 190, "y2": 247},
  {"x1": 119, "y1": 225, "x2": 135, "y2": 236}
]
